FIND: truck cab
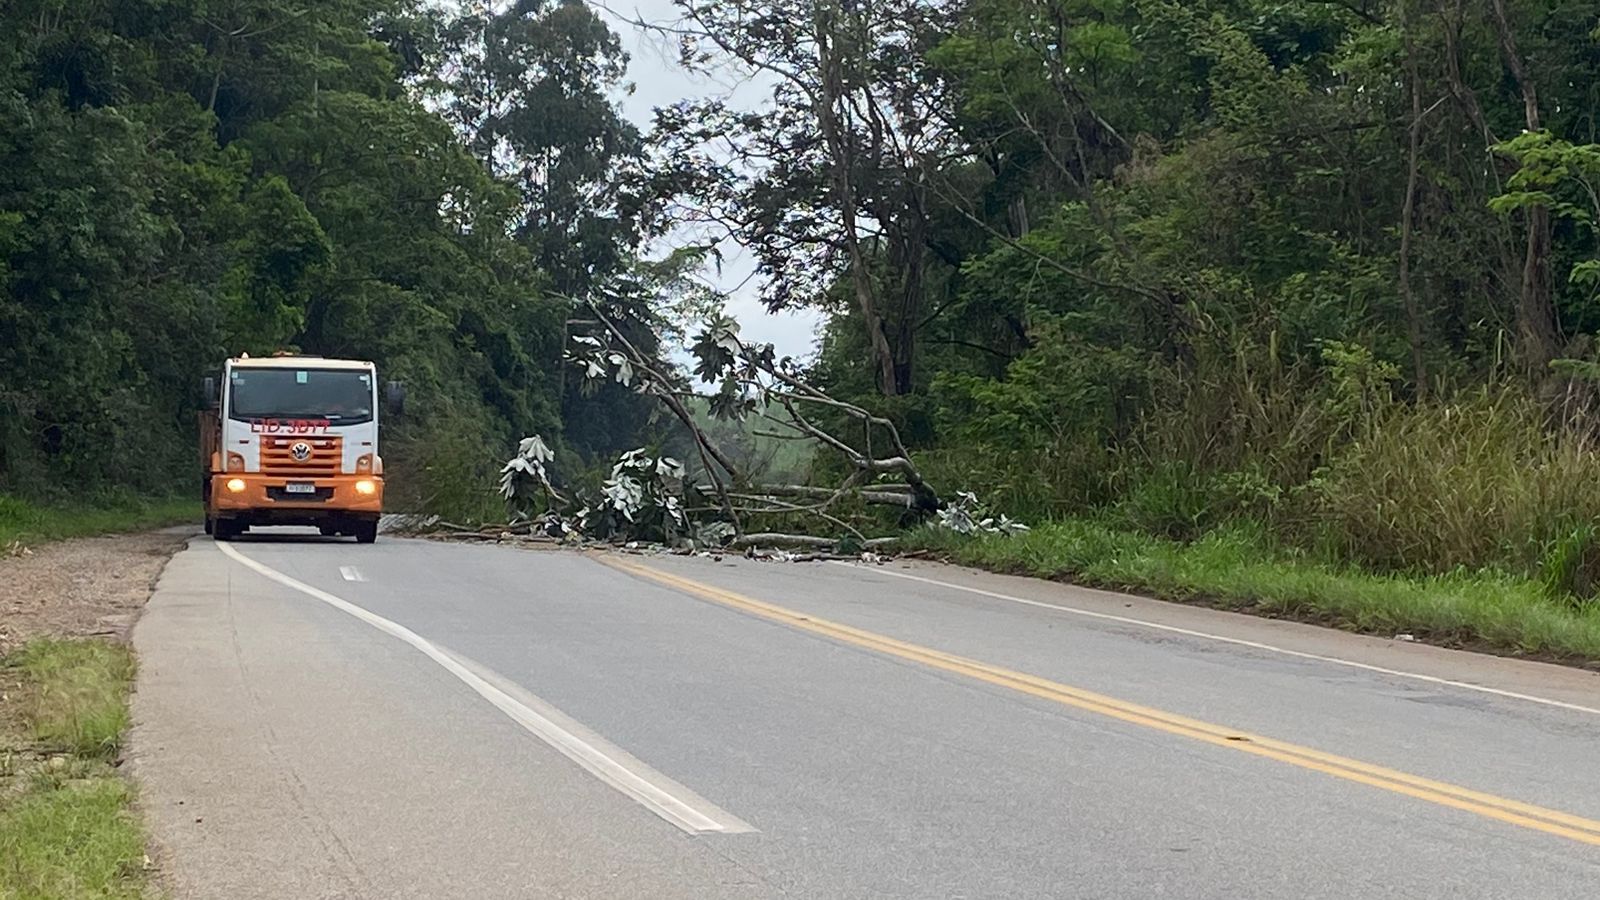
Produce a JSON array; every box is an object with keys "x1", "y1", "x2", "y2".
[{"x1": 202, "y1": 355, "x2": 401, "y2": 543}]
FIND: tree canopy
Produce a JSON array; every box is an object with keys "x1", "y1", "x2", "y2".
[{"x1": 0, "y1": 0, "x2": 657, "y2": 509}]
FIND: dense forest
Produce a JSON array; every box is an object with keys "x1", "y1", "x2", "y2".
[
  {"x1": 5, "y1": 1, "x2": 1600, "y2": 583},
  {"x1": 0, "y1": 0, "x2": 667, "y2": 512}
]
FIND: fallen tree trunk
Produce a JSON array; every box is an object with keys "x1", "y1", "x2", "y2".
[
  {"x1": 729, "y1": 532, "x2": 900, "y2": 550},
  {"x1": 746, "y1": 484, "x2": 918, "y2": 508}
]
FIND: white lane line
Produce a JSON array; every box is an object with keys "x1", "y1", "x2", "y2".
[
  {"x1": 339, "y1": 566, "x2": 366, "y2": 582},
  {"x1": 435, "y1": 644, "x2": 753, "y2": 832},
  {"x1": 833, "y1": 562, "x2": 1600, "y2": 718},
  {"x1": 216, "y1": 542, "x2": 755, "y2": 835}
]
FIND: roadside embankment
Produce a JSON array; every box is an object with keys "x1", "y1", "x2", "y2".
[{"x1": 907, "y1": 521, "x2": 1600, "y2": 667}]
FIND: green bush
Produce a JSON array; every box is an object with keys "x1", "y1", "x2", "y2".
[
  {"x1": 1111, "y1": 463, "x2": 1286, "y2": 542},
  {"x1": 382, "y1": 412, "x2": 511, "y2": 525},
  {"x1": 1113, "y1": 462, "x2": 1215, "y2": 540},
  {"x1": 921, "y1": 321, "x2": 1600, "y2": 583}
]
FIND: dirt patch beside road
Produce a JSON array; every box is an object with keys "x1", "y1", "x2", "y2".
[{"x1": 1, "y1": 530, "x2": 194, "y2": 657}]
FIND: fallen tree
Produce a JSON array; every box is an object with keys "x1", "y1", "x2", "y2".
[
  {"x1": 482, "y1": 300, "x2": 1026, "y2": 552},
  {"x1": 563, "y1": 299, "x2": 942, "y2": 541}
]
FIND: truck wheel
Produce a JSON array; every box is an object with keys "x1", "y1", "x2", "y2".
[
  {"x1": 213, "y1": 520, "x2": 235, "y2": 541},
  {"x1": 354, "y1": 520, "x2": 378, "y2": 544},
  {"x1": 204, "y1": 515, "x2": 214, "y2": 536}
]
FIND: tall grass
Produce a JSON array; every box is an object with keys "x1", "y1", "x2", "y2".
[
  {"x1": 917, "y1": 443, "x2": 1119, "y2": 524},
  {"x1": 13, "y1": 639, "x2": 136, "y2": 759},
  {"x1": 1132, "y1": 334, "x2": 1357, "y2": 492},
  {"x1": 925, "y1": 332, "x2": 1600, "y2": 615},
  {"x1": 1099, "y1": 342, "x2": 1600, "y2": 585},
  {"x1": 1306, "y1": 391, "x2": 1600, "y2": 574},
  {"x1": 1, "y1": 638, "x2": 149, "y2": 898}
]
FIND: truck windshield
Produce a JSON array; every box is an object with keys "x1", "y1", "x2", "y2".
[{"x1": 229, "y1": 368, "x2": 374, "y2": 424}]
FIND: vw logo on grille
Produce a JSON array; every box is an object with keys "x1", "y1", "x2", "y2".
[{"x1": 290, "y1": 441, "x2": 313, "y2": 461}]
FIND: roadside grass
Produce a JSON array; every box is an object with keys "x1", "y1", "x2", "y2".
[
  {"x1": 0, "y1": 494, "x2": 196, "y2": 549},
  {"x1": 0, "y1": 639, "x2": 151, "y2": 899},
  {"x1": 905, "y1": 520, "x2": 1600, "y2": 664},
  {"x1": 14, "y1": 641, "x2": 135, "y2": 759}
]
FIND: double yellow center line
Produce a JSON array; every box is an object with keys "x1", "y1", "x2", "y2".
[{"x1": 598, "y1": 554, "x2": 1600, "y2": 849}]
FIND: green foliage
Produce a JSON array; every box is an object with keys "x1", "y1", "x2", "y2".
[
  {"x1": 915, "y1": 442, "x2": 1116, "y2": 524},
  {"x1": 934, "y1": 319, "x2": 1150, "y2": 451},
  {"x1": 224, "y1": 175, "x2": 330, "y2": 349},
  {"x1": 383, "y1": 413, "x2": 509, "y2": 525},
  {"x1": 1113, "y1": 463, "x2": 1224, "y2": 541},
  {"x1": 433, "y1": 0, "x2": 644, "y2": 298},
  {"x1": 1303, "y1": 389, "x2": 1600, "y2": 574},
  {"x1": 1540, "y1": 525, "x2": 1600, "y2": 608},
  {"x1": 779, "y1": 0, "x2": 1600, "y2": 587},
  {"x1": 11, "y1": 640, "x2": 135, "y2": 759},
  {"x1": 0, "y1": 494, "x2": 196, "y2": 549},
  {"x1": 428, "y1": 0, "x2": 660, "y2": 462},
  {"x1": 0, "y1": 0, "x2": 582, "y2": 502},
  {"x1": 908, "y1": 519, "x2": 1600, "y2": 662},
  {"x1": 1492, "y1": 130, "x2": 1600, "y2": 316},
  {"x1": 0, "y1": 777, "x2": 148, "y2": 900}
]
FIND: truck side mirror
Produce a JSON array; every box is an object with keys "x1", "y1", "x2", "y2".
[
  {"x1": 201, "y1": 376, "x2": 219, "y2": 411},
  {"x1": 384, "y1": 381, "x2": 406, "y2": 415}
]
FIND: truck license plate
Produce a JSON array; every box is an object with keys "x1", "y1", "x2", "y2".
[{"x1": 284, "y1": 482, "x2": 316, "y2": 494}]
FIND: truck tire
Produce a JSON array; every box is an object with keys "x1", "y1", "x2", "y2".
[
  {"x1": 354, "y1": 520, "x2": 378, "y2": 544},
  {"x1": 204, "y1": 515, "x2": 214, "y2": 536},
  {"x1": 214, "y1": 519, "x2": 238, "y2": 541}
]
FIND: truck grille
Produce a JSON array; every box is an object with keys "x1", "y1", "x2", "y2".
[{"x1": 260, "y1": 436, "x2": 343, "y2": 477}]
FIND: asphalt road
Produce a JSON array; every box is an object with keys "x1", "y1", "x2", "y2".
[{"x1": 130, "y1": 533, "x2": 1600, "y2": 898}]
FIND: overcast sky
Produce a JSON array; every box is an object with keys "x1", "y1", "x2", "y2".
[{"x1": 590, "y1": 0, "x2": 825, "y2": 361}]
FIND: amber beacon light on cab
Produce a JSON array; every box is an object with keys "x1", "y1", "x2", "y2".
[{"x1": 199, "y1": 354, "x2": 405, "y2": 543}]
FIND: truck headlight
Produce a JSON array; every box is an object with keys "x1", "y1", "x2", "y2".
[
  {"x1": 354, "y1": 479, "x2": 377, "y2": 495},
  {"x1": 225, "y1": 478, "x2": 247, "y2": 493}
]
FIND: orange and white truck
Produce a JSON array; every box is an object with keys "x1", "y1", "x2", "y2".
[{"x1": 199, "y1": 355, "x2": 403, "y2": 543}]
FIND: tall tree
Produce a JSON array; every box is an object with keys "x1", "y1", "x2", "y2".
[
  {"x1": 650, "y1": 0, "x2": 958, "y2": 396},
  {"x1": 427, "y1": 0, "x2": 676, "y2": 461},
  {"x1": 433, "y1": 0, "x2": 644, "y2": 297}
]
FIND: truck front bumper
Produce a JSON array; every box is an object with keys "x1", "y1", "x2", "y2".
[{"x1": 210, "y1": 473, "x2": 384, "y2": 521}]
